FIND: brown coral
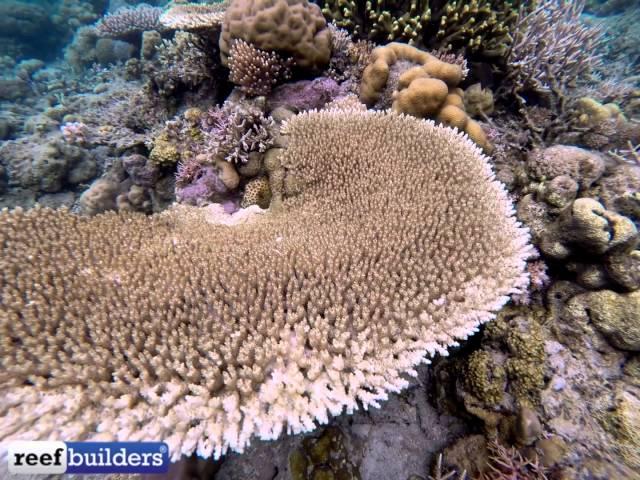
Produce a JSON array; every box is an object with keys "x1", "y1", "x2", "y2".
[
  {"x1": 360, "y1": 42, "x2": 488, "y2": 150},
  {"x1": 95, "y1": 5, "x2": 162, "y2": 39},
  {"x1": 219, "y1": 0, "x2": 332, "y2": 70},
  {"x1": 0, "y1": 110, "x2": 532, "y2": 461},
  {"x1": 228, "y1": 39, "x2": 293, "y2": 96}
]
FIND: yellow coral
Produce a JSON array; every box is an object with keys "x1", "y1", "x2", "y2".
[
  {"x1": 360, "y1": 42, "x2": 489, "y2": 151},
  {"x1": 241, "y1": 176, "x2": 271, "y2": 208},
  {"x1": 149, "y1": 132, "x2": 180, "y2": 167}
]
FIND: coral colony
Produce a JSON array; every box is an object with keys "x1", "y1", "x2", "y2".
[{"x1": 0, "y1": 0, "x2": 639, "y2": 478}]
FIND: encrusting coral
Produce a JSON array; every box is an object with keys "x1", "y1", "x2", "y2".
[{"x1": 0, "y1": 109, "x2": 532, "y2": 461}]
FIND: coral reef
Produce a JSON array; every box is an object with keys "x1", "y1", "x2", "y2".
[
  {"x1": 320, "y1": 0, "x2": 523, "y2": 57},
  {"x1": 159, "y1": 2, "x2": 228, "y2": 31},
  {"x1": 0, "y1": 0, "x2": 638, "y2": 475},
  {"x1": 0, "y1": 110, "x2": 532, "y2": 461}
]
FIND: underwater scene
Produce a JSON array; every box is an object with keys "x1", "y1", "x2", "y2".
[{"x1": 0, "y1": 0, "x2": 639, "y2": 478}]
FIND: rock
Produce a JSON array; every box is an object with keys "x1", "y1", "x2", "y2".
[
  {"x1": 526, "y1": 145, "x2": 604, "y2": 190},
  {"x1": 441, "y1": 435, "x2": 488, "y2": 478},
  {"x1": 541, "y1": 198, "x2": 638, "y2": 259},
  {"x1": 36, "y1": 192, "x2": 75, "y2": 209},
  {"x1": 122, "y1": 154, "x2": 160, "y2": 188},
  {"x1": 580, "y1": 290, "x2": 640, "y2": 351},
  {"x1": 67, "y1": 157, "x2": 98, "y2": 185},
  {"x1": 514, "y1": 406, "x2": 542, "y2": 446},
  {"x1": 542, "y1": 175, "x2": 578, "y2": 208},
  {"x1": 531, "y1": 436, "x2": 567, "y2": 467},
  {"x1": 605, "y1": 250, "x2": 640, "y2": 291}
]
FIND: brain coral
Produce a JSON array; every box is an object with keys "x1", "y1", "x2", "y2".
[
  {"x1": 219, "y1": 0, "x2": 332, "y2": 70},
  {"x1": 0, "y1": 110, "x2": 532, "y2": 461}
]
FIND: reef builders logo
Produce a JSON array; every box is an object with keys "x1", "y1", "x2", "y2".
[{"x1": 7, "y1": 441, "x2": 169, "y2": 474}]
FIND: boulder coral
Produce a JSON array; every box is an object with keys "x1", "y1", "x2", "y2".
[
  {"x1": 0, "y1": 110, "x2": 532, "y2": 461},
  {"x1": 220, "y1": 0, "x2": 332, "y2": 70}
]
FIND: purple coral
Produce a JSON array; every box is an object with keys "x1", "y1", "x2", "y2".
[
  {"x1": 60, "y1": 121, "x2": 88, "y2": 145},
  {"x1": 267, "y1": 77, "x2": 345, "y2": 112},
  {"x1": 506, "y1": 0, "x2": 603, "y2": 96},
  {"x1": 200, "y1": 103, "x2": 274, "y2": 164},
  {"x1": 175, "y1": 165, "x2": 229, "y2": 205}
]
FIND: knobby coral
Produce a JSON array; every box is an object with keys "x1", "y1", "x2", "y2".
[
  {"x1": 0, "y1": 110, "x2": 532, "y2": 461},
  {"x1": 220, "y1": 0, "x2": 332, "y2": 70}
]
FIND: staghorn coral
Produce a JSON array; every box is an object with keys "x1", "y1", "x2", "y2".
[
  {"x1": 505, "y1": 0, "x2": 604, "y2": 98},
  {"x1": 201, "y1": 102, "x2": 275, "y2": 164},
  {"x1": 432, "y1": 0, "x2": 520, "y2": 57},
  {"x1": 159, "y1": 2, "x2": 228, "y2": 31},
  {"x1": 220, "y1": 0, "x2": 332, "y2": 70},
  {"x1": 478, "y1": 441, "x2": 548, "y2": 480},
  {"x1": 228, "y1": 40, "x2": 293, "y2": 97},
  {"x1": 95, "y1": 4, "x2": 163, "y2": 39},
  {"x1": 0, "y1": 110, "x2": 532, "y2": 461},
  {"x1": 320, "y1": 0, "x2": 522, "y2": 56},
  {"x1": 150, "y1": 31, "x2": 219, "y2": 96}
]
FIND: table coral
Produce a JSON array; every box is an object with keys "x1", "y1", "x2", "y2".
[{"x1": 0, "y1": 110, "x2": 532, "y2": 461}]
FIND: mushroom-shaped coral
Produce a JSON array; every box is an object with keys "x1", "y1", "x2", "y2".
[
  {"x1": 0, "y1": 110, "x2": 532, "y2": 461},
  {"x1": 360, "y1": 42, "x2": 489, "y2": 150}
]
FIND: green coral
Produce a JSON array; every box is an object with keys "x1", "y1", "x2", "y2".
[
  {"x1": 320, "y1": 0, "x2": 524, "y2": 57},
  {"x1": 288, "y1": 427, "x2": 360, "y2": 480},
  {"x1": 484, "y1": 309, "x2": 546, "y2": 406},
  {"x1": 464, "y1": 350, "x2": 506, "y2": 405},
  {"x1": 149, "y1": 131, "x2": 180, "y2": 167}
]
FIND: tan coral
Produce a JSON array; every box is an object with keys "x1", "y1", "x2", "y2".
[
  {"x1": 219, "y1": 0, "x2": 331, "y2": 70},
  {"x1": 159, "y1": 2, "x2": 228, "y2": 30},
  {"x1": 0, "y1": 110, "x2": 532, "y2": 462},
  {"x1": 360, "y1": 42, "x2": 488, "y2": 150},
  {"x1": 241, "y1": 176, "x2": 271, "y2": 208}
]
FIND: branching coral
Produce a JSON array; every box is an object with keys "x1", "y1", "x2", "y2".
[
  {"x1": 228, "y1": 40, "x2": 293, "y2": 96},
  {"x1": 478, "y1": 441, "x2": 548, "y2": 480},
  {"x1": 150, "y1": 31, "x2": 218, "y2": 95},
  {"x1": 0, "y1": 110, "x2": 532, "y2": 462},
  {"x1": 320, "y1": 0, "x2": 523, "y2": 57},
  {"x1": 95, "y1": 4, "x2": 163, "y2": 39},
  {"x1": 505, "y1": 0, "x2": 604, "y2": 98},
  {"x1": 201, "y1": 102, "x2": 275, "y2": 164},
  {"x1": 159, "y1": 2, "x2": 228, "y2": 31}
]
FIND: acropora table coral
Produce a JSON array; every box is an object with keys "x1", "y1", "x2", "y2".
[{"x1": 0, "y1": 110, "x2": 532, "y2": 461}]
